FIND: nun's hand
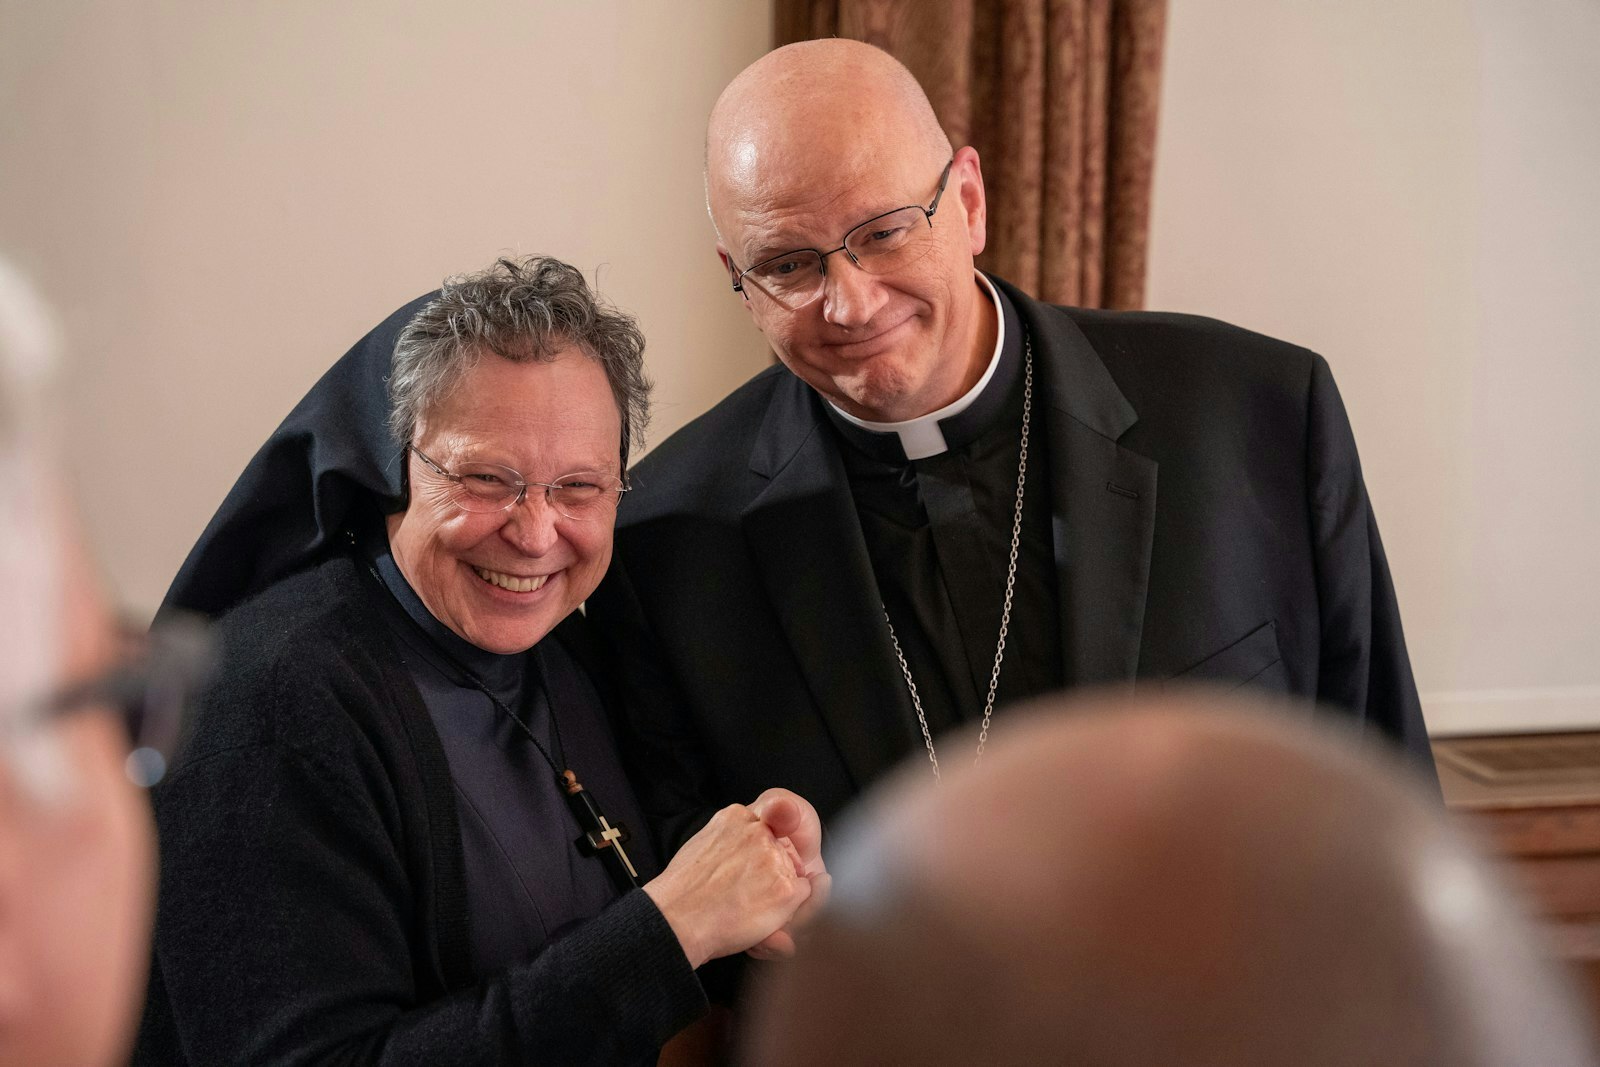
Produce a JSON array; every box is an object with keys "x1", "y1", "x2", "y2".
[{"x1": 644, "y1": 803, "x2": 812, "y2": 969}]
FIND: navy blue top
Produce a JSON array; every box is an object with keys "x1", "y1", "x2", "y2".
[{"x1": 370, "y1": 544, "x2": 642, "y2": 977}]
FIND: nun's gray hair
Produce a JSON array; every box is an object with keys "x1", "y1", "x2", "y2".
[{"x1": 388, "y1": 256, "x2": 651, "y2": 468}]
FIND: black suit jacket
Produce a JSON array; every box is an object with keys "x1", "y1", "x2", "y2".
[{"x1": 587, "y1": 276, "x2": 1435, "y2": 848}]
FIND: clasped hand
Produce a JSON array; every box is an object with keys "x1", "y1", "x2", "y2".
[{"x1": 643, "y1": 788, "x2": 831, "y2": 969}]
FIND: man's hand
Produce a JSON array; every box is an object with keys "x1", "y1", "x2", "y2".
[
  {"x1": 644, "y1": 804, "x2": 812, "y2": 969},
  {"x1": 746, "y1": 788, "x2": 832, "y2": 959}
]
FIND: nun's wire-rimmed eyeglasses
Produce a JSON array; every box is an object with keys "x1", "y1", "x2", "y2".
[
  {"x1": 728, "y1": 158, "x2": 956, "y2": 312},
  {"x1": 6, "y1": 612, "x2": 215, "y2": 789},
  {"x1": 408, "y1": 444, "x2": 631, "y2": 521}
]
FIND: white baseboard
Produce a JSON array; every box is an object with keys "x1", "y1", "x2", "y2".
[{"x1": 1423, "y1": 685, "x2": 1600, "y2": 736}]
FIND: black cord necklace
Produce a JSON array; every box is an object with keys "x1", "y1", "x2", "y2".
[
  {"x1": 437, "y1": 651, "x2": 641, "y2": 893},
  {"x1": 366, "y1": 557, "x2": 640, "y2": 892}
]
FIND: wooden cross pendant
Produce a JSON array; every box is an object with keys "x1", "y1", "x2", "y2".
[{"x1": 561, "y1": 770, "x2": 640, "y2": 889}]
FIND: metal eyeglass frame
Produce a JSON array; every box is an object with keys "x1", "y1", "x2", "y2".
[
  {"x1": 408, "y1": 444, "x2": 630, "y2": 517},
  {"x1": 728, "y1": 158, "x2": 957, "y2": 306},
  {"x1": 6, "y1": 612, "x2": 215, "y2": 788}
]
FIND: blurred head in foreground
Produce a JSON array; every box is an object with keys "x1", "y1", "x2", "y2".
[
  {"x1": 746, "y1": 691, "x2": 1598, "y2": 1067},
  {"x1": 0, "y1": 258, "x2": 156, "y2": 1066}
]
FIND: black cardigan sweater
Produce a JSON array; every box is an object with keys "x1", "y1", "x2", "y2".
[{"x1": 134, "y1": 554, "x2": 706, "y2": 1065}]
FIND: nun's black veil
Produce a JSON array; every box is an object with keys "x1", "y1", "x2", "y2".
[{"x1": 162, "y1": 291, "x2": 436, "y2": 620}]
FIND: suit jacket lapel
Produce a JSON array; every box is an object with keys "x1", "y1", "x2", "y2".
[
  {"x1": 996, "y1": 277, "x2": 1158, "y2": 688},
  {"x1": 740, "y1": 377, "x2": 921, "y2": 792}
]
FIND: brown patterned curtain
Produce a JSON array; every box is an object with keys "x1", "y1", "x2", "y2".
[{"x1": 775, "y1": 0, "x2": 1167, "y2": 310}]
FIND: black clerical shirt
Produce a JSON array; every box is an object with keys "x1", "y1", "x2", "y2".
[
  {"x1": 371, "y1": 546, "x2": 625, "y2": 977},
  {"x1": 827, "y1": 281, "x2": 1063, "y2": 750}
]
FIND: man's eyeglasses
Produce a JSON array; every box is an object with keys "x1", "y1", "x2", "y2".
[
  {"x1": 409, "y1": 444, "x2": 630, "y2": 521},
  {"x1": 7, "y1": 613, "x2": 214, "y2": 788},
  {"x1": 729, "y1": 158, "x2": 956, "y2": 312}
]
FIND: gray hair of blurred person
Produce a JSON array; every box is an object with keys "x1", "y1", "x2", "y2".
[
  {"x1": 387, "y1": 256, "x2": 651, "y2": 470},
  {"x1": 0, "y1": 256, "x2": 70, "y2": 797}
]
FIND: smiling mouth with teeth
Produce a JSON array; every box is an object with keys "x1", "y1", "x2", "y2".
[{"x1": 472, "y1": 566, "x2": 550, "y2": 594}]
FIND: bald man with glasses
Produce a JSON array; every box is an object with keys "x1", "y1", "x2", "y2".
[{"x1": 587, "y1": 39, "x2": 1435, "y2": 860}]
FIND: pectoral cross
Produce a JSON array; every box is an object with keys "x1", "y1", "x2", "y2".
[{"x1": 561, "y1": 770, "x2": 640, "y2": 890}]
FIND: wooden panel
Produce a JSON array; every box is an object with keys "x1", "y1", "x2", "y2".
[
  {"x1": 1466, "y1": 805, "x2": 1600, "y2": 857},
  {"x1": 1434, "y1": 732, "x2": 1600, "y2": 1025},
  {"x1": 1504, "y1": 854, "x2": 1600, "y2": 919},
  {"x1": 1437, "y1": 732, "x2": 1600, "y2": 811},
  {"x1": 1439, "y1": 734, "x2": 1600, "y2": 782}
]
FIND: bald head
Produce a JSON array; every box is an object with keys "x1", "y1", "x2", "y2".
[
  {"x1": 703, "y1": 41, "x2": 995, "y2": 424},
  {"x1": 746, "y1": 693, "x2": 1598, "y2": 1066},
  {"x1": 706, "y1": 40, "x2": 951, "y2": 237}
]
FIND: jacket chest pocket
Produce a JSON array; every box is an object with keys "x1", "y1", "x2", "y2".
[{"x1": 1164, "y1": 619, "x2": 1283, "y2": 692}]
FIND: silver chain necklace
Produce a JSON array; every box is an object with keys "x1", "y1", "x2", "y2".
[{"x1": 882, "y1": 335, "x2": 1032, "y2": 782}]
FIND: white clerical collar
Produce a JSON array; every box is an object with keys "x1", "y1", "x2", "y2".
[{"x1": 828, "y1": 272, "x2": 1006, "y2": 461}]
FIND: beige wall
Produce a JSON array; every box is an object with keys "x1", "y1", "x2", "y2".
[
  {"x1": 1149, "y1": 0, "x2": 1600, "y2": 733},
  {"x1": 0, "y1": 1, "x2": 772, "y2": 615},
  {"x1": 8, "y1": 3, "x2": 1594, "y2": 734}
]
